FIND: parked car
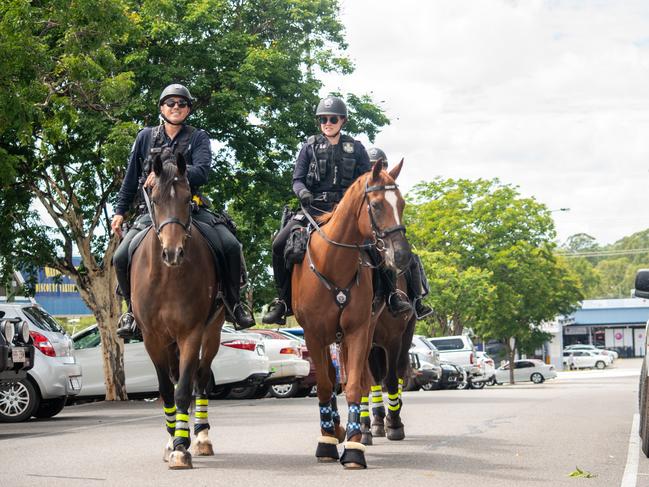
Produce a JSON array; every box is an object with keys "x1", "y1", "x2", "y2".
[
  {"x1": 495, "y1": 359, "x2": 557, "y2": 384},
  {"x1": 425, "y1": 361, "x2": 465, "y2": 390},
  {"x1": 635, "y1": 268, "x2": 649, "y2": 457},
  {"x1": 565, "y1": 344, "x2": 618, "y2": 360},
  {"x1": 563, "y1": 350, "x2": 610, "y2": 370},
  {"x1": 408, "y1": 335, "x2": 442, "y2": 391},
  {"x1": 251, "y1": 328, "x2": 315, "y2": 398},
  {"x1": 228, "y1": 327, "x2": 309, "y2": 399},
  {"x1": 428, "y1": 335, "x2": 487, "y2": 386},
  {"x1": 0, "y1": 303, "x2": 82, "y2": 422},
  {"x1": 72, "y1": 324, "x2": 270, "y2": 399}
]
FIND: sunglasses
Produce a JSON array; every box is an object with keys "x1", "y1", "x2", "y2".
[
  {"x1": 318, "y1": 115, "x2": 341, "y2": 125},
  {"x1": 162, "y1": 99, "x2": 189, "y2": 108}
]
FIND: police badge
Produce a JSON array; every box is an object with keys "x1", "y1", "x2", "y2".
[{"x1": 342, "y1": 142, "x2": 354, "y2": 154}]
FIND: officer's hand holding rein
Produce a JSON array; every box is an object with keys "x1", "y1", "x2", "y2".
[{"x1": 111, "y1": 215, "x2": 124, "y2": 238}]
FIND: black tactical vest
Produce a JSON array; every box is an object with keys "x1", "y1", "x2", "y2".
[
  {"x1": 305, "y1": 134, "x2": 358, "y2": 194},
  {"x1": 142, "y1": 124, "x2": 197, "y2": 174}
]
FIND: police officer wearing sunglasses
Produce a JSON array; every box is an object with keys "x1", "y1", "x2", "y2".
[
  {"x1": 111, "y1": 83, "x2": 255, "y2": 339},
  {"x1": 262, "y1": 96, "x2": 412, "y2": 325},
  {"x1": 368, "y1": 147, "x2": 433, "y2": 320}
]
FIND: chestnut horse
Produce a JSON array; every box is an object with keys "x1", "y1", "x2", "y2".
[
  {"x1": 130, "y1": 148, "x2": 224, "y2": 469},
  {"x1": 292, "y1": 160, "x2": 411, "y2": 469}
]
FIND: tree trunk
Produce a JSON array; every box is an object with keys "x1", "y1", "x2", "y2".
[
  {"x1": 506, "y1": 340, "x2": 516, "y2": 385},
  {"x1": 74, "y1": 265, "x2": 128, "y2": 400}
]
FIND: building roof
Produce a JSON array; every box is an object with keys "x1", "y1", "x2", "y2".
[{"x1": 568, "y1": 298, "x2": 649, "y2": 326}]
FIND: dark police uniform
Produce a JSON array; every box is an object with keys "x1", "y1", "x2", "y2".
[
  {"x1": 268, "y1": 133, "x2": 371, "y2": 310},
  {"x1": 113, "y1": 124, "x2": 244, "y2": 318}
]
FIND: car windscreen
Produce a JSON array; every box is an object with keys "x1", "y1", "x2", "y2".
[
  {"x1": 429, "y1": 338, "x2": 464, "y2": 351},
  {"x1": 74, "y1": 328, "x2": 101, "y2": 349},
  {"x1": 23, "y1": 306, "x2": 66, "y2": 334}
]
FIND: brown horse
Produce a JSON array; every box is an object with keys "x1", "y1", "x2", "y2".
[
  {"x1": 292, "y1": 160, "x2": 411, "y2": 469},
  {"x1": 130, "y1": 148, "x2": 224, "y2": 469},
  {"x1": 360, "y1": 276, "x2": 417, "y2": 445}
]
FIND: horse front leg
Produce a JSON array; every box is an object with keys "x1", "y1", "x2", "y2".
[
  {"x1": 340, "y1": 326, "x2": 374, "y2": 469},
  {"x1": 305, "y1": 335, "x2": 341, "y2": 463},
  {"x1": 384, "y1": 339, "x2": 405, "y2": 441},
  {"x1": 147, "y1": 345, "x2": 177, "y2": 463},
  {"x1": 168, "y1": 333, "x2": 202, "y2": 470},
  {"x1": 360, "y1": 362, "x2": 373, "y2": 446}
]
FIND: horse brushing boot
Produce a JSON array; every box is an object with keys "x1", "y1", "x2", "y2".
[
  {"x1": 360, "y1": 395, "x2": 373, "y2": 446},
  {"x1": 370, "y1": 385, "x2": 386, "y2": 437},
  {"x1": 385, "y1": 394, "x2": 405, "y2": 441},
  {"x1": 316, "y1": 400, "x2": 340, "y2": 462},
  {"x1": 340, "y1": 403, "x2": 367, "y2": 469}
]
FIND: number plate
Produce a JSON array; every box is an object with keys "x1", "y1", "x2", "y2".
[
  {"x1": 69, "y1": 377, "x2": 81, "y2": 390},
  {"x1": 11, "y1": 348, "x2": 25, "y2": 363}
]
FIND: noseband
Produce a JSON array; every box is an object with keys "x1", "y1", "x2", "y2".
[{"x1": 142, "y1": 177, "x2": 193, "y2": 239}]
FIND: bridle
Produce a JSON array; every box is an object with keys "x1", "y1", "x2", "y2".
[{"x1": 142, "y1": 176, "x2": 193, "y2": 239}]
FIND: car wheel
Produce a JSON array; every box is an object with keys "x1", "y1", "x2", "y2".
[
  {"x1": 595, "y1": 361, "x2": 606, "y2": 369},
  {"x1": 420, "y1": 381, "x2": 438, "y2": 391},
  {"x1": 33, "y1": 396, "x2": 67, "y2": 419},
  {"x1": 270, "y1": 383, "x2": 299, "y2": 399},
  {"x1": 227, "y1": 385, "x2": 259, "y2": 400},
  {"x1": 470, "y1": 380, "x2": 486, "y2": 389},
  {"x1": 251, "y1": 384, "x2": 270, "y2": 399},
  {"x1": 0, "y1": 379, "x2": 40, "y2": 422},
  {"x1": 531, "y1": 372, "x2": 544, "y2": 384},
  {"x1": 456, "y1": 371, "x2": 469, "y2": 390},
  {"x1": 486, "y1": 376, "x2": 497, "y2": 386}
]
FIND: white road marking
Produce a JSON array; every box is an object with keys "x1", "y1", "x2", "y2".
[
  {"x1": 385, "y1": 191, "x2": 400, "y2": 225},
  {"x1": 621, "y1": 413, "x2": 640, "y2": 487}
]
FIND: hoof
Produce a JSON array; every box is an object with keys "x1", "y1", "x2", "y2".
[
  {"x1": 360, "y1": 432, "x2": 373, "y2": 446},
  {"x1": 371, "y1": 423, "x2": 385, "y2": 437},
  {"x1": 386, "y1": 426, "x2": 405, "y2": 441},
  {"x1": 316, "y1": 435, "x2": 339, "y2": 462},
  {"x1": 192, "y1": 441, "x2": 214, "y2": 456},
  {"x1": 168, "y1": 448, "x2": 193, "y2": 470},
  {"x1": 340, "y1": 441, "x2": 367, "y2": 469}
]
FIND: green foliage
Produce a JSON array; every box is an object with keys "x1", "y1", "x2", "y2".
[
  {"x1": 0, "y1": 0, "x2": 387, "y2": 308},
  {"x1": 568, "y1": 467, "x2": 596, "y2": 478},
  {"x1": 406, "y1": 178, "x2": 582, "y2": 355}
]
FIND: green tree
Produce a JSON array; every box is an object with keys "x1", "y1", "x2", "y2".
[
  {"x1": 0, "y1": 0, "x2": 387, "y2": 399},
  {"x1": 406, "y1": 178, "x2": 583, "y2": 383}
]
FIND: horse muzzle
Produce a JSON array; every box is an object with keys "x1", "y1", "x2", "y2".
[{"x1": 162, "y1": 246, "x2": 185, "y2": 266}]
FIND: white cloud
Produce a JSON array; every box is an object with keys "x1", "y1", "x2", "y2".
[{"x1": 321, "y1": 0, "x2": 649, "y2": 244}]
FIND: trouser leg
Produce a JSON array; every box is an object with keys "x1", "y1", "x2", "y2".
[
  {"x1": 407, "y1": 254, "x2": 432, "y2": 319},
  {"x1": 112, "y1": 215, "x2": 150, "y2": 301}
]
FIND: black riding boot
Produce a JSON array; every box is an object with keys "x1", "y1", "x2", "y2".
[
  {"x1": 116, "y1": 299, "x2": 142, "y2": 340},
  {"x1": 262, "y1": 253, "x2": 292, "y2": 325},
  {"x1": 381, "y1": 268, "x2": 412, "y2": 316},
  {"x1": 406, "y1": 255, "x2": 433, "y2": 320},
  {"x1": 222, "y1": 269, "x2": 255, "y2": 330}
]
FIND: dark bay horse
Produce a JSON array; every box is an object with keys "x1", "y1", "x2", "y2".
[
  {"x1": 130, "y1": 148, "x2": 224, "y2": 469},
  {"x1": 292, "y1": 160, "x2": 411, "y2": 469}
]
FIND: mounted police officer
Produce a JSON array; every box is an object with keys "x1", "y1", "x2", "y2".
[
  {"x1": 367, "y1": 147, "x2": 433, "y2": 320},
  {"x1": 262, "y1": 96, "x2": 412, "y2": 325},
  {"x1": 111, "y1": 83, "x2": 255, "y2": 338}
]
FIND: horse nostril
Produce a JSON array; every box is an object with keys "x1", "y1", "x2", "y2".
[
  {"x1": 162, "y1": 248, "x2": 169, "y2": 261},
  {"x1": 177, "y1": 247, "x2": 185, "y2": 260}
]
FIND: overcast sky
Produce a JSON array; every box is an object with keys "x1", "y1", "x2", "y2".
[{"x1": 320, "y1": 0, "x2": 649, "y2": 245}]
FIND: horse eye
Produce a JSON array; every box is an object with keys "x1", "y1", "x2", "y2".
[{"x1": 370, "y1": 200, "x2": 381, "y2": 210}]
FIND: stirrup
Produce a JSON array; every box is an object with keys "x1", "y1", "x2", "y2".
[
  {"x1": 231, "y1": 302, "x2": 255, "y2": 330},
  {"x1": 414, "y1": 298, "x2": 433, "y2": 320},
  {"x1": 262, "y1": 299, "x2": 289, "y2": 325},
  {"x1": 387, "y1": 290, "x2": 412, "y2": 315}
]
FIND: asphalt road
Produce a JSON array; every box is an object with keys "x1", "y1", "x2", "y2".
[{"x1": 1, "y1": 359, "x2": 647, "y2": 487}]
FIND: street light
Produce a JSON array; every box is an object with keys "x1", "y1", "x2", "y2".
[{"x1": 550, "y1": 208, "x2": 570, "y2": 213}]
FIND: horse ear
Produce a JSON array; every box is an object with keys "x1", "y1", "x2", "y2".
[
  {"x1": 152, "y1": 154, "x2": 163, "y2": 176},
  {"x1": 371, "y1": 160, "x2": 382, "y2": 180},
  {"x1": 388, "y1": 158, "x2": 404, "y2": 181},
  {"x1": 176, "y1": 152, "x2": 186, "y2": 176}
]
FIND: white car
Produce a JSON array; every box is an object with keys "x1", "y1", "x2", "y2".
[
  {"x1": 476, "y1": 351, "x2": 496, "y2": 386},
  {"x1": 495, "y1": 359, "x2": 557, "y2": 384},
  {"x1": 72, "y1": 324, "x2": 270, "y2": 398},
  {"x1": 565, "y1": 344, "x2": 618, "y2": 360},
  {"x1": 563, "y1": 350, "x2": 610, "y2": 369}
]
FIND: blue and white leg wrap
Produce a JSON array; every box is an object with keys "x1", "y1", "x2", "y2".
[
  {"x1": 331, "y1": 392, "x2": 341, "y2": 426},
  {"x1": 194, "y1": 395, "x2": 209, "y2": 435},
  {"x1": 319, "y1": 401, "x2": 335, "y2": 434},
  {"x1": 347, "y1": 402, "x2": 361, "y2": 440}
]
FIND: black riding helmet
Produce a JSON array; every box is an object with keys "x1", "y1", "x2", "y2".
[
  {"x1": 315, "y1": 96, "x2": 348, "y2": 118},
  {"x1": 158, "y1": 84, "x2": 193, "y2": 126},
  {"x1": 368, "y1": 147, "x2": 388, "y2": 169}
]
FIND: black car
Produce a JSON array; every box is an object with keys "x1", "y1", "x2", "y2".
[
  {"x1": 0, "y1": 316, "x2": 35, "y2": 384},
  {"x1": 432, "y1": 361, "x2": 466, "y2": 390}
]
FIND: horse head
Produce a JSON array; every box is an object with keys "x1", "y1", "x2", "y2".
[
  {"x1": 362, "y1": 158, "x2": 411, "y2": 272},
  {"x1": 150, "y1": 147, "x2": 192, "y2": 266}
]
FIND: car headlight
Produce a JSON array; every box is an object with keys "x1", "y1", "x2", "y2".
[
  {"x1": 2, "y1": 320, "x2": 15, "y2": 343},
  {"x1": 20, "y1": 322, "x2": 30, "y2": 343}
]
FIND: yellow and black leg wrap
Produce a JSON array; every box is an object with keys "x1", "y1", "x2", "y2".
[
  {"x1": 173, "y1": 410, "x2": 191, "y2": 450},
  {"x1": 398, "y1": 378, "x2": 404, "y2": 400},
  {"x1": 164, "y1": 404, "x2": 176, "y2": 437},
  {"x1": 385, "y1": 392, "x2": 405, "y2": 441},
  {"x1": 194, "y1": 396, "x2": 209, "y2": 435},
  {"x1": 371, "y1": 385, "x2": 385, "y2": 420},
  {"x1": 360, "y1": 396, "x2": 372, "y2": 446}
]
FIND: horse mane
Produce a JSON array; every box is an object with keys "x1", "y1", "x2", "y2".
[
  {"x1": 156, "y1": 148, "x2": 185, "y2": 199},
  {"x1": 316, "y1": 172, "x2": 371, "y2": 225}
]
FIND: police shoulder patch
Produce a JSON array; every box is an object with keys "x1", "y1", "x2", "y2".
[{"x1": 342, "y1": 142, "x2": 354, "y2": 154}]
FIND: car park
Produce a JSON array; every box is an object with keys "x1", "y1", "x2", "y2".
[
  {"x1": 0, "y1": 302, "x2": 81, "y2": 422},
  {"x1": 429, "y1": 335, "x2": 488, "y2": 387},
  {"x1": 495, "y1": 359, "x2": 557, "y2": 384},
  {"x1": 72, "y1": 324, "x2": 270, "y2": 399}
]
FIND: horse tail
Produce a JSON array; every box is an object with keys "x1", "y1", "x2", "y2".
[{"x1": 368, "y1": 346, "x2": 387, "y2": 384}]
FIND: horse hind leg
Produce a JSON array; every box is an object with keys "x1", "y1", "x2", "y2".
[
  {"x1": 360, "y1": 393, "x2": 373, "y2": 446},
  {"x1": 192, "y1": 395, "x2": 214, "y2": 456},
  {"x1": 384, "y1": 355, "x2": 405, "y2": 441},
  {"x1": 370, "y1": 384, "x2": 386, "y2": 437},
  {"x1": 191, "y1": 334, "x2": 219, "y2": 457}
]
